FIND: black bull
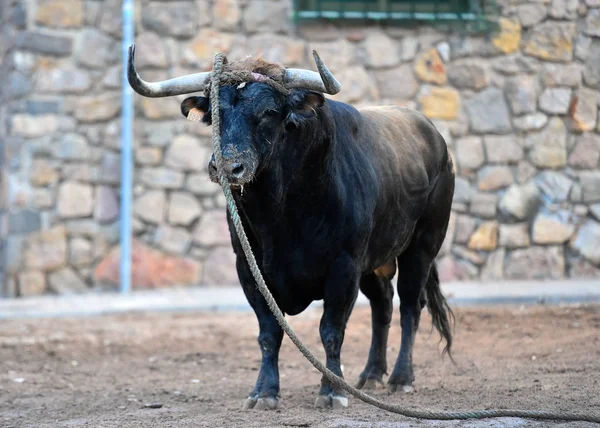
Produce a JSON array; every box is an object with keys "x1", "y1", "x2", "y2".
[{"x1": 131, "y1": 54, "x2": 455, "y2": 411}]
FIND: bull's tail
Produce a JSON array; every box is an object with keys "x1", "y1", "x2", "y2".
[{"x1": 425, "y1": 262, "x2": 454, "y2": 360}]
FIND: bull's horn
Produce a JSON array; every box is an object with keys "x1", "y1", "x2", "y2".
[
  {"x1": 127, "y1": 44, "x2": 211, "y2": 97},
  {"x1": 283, "y1": 50, "x2": 341, "y2": 95}
]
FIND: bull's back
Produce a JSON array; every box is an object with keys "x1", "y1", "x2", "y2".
[{"x1": 355, "y1": 105, "x2": 451, "y2": 272}]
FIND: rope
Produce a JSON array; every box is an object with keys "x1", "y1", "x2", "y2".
[{"x1": 209, "y1": 53, "x2": 600, "y2": 424}]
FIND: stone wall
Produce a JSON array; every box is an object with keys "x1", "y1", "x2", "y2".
[{"x1": 2, "y1": 0, "x2": 600, "y2": 297}]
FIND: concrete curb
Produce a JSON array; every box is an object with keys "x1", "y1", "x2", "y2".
[{"x1": 0, "y1": 280, "x2": 599, "y2": 320}]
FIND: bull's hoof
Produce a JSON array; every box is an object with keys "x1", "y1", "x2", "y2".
[
  {"x1": 243, "y1": 396, "x2": 279, "y2": 410},
  {"x1": 355, "y1": 376, "x2": 384, "y2": 390},
  {"x1": 314, "y1": 394, "x2": 349, "y2": 409},
  {"x1": 386, "y1": 383, "x2": 414, "y2": 394}
]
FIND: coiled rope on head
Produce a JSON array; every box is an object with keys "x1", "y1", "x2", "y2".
[{"x1": 208, "y1": 52, "x2": 600, "y2": 424}]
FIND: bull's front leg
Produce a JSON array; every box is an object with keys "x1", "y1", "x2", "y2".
[
  {"x1": 315, "y1": 253, "x2": 360, "y2": 410},
  {"x1": 237, "y1": 257, "x2": 284, "y2": 410}
]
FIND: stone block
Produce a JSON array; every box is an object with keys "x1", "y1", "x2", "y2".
[
  {"x1": 418, "y1": 86, "x2": 460, "y2": 120},
  {"x1": 9, "y1": 210, "x2": 41, "y2": 234},
  {"x1": 243, "y1": 0, "x2": 289, "y2": 34},
  {"x1": 591, "y1": 204, "x2": 600, "y2": 222},
  {"x1": 186, "y1": 172, "x2": 220, "y2": 196},
  {"x1": 24, "y1": 225, "x2": 67, "y2": 271},
  {"x1": 95, "y1": 240, "x2": 202, "y2": 287},
  {"x1": 455, "y1": 137, "x2": 484, "y2": 171},
  {"x1": 464, "y1": 88, "x2": 511, "y2": 134},
  {"x1": 499, "y1": 182, "x2": 540, "y2": 220},
  {"x1": 446, "y1": 61, "x2": 488, "y2": 91},
  {"x1": 453, "y1": 177, "x2": 473, "y2": 204},
  {"x1": 452, "y1": 246, "x2": 484, "y2": 266},
  {"x1": 491, "y1": 18, "x2": 521, "y2": 54},
  {"x1": 470, "y1": 192, "x2": 498, "y2": 218},
  {"x1": 505, "y1": 76, "x2": 538, "y2": 115},
  {"x1": 539, "y1": 88, "x2": 572, "y2": 115},
  {"x1": 102, "y1": 65, "x2": 121, "y2": 89},
  {"x1": 499, "y1": 223, "x2": 530, "y2": 248},
  {"x1": 550, "y1": 0, "x2": 579, "y2": 19},
  {"x1": 165, "y1": 134, "x2": 211, "y2": 172},
  {"x1": 246, "y1": 34, "x2": 306, "y2": 66},
  {"x1": 11, "y1": 114, "x2": 58, "y2": 138},
  {"x1": 95, "y1": 186, "x2": 119, "y2": 224},
  {"x1": 513, "y1": 113, "x2": 548, "y2": 132},
  {"x1": 202, "y1": 246, "x2": 238, "y2": 285},
  {"x1": 477, "y1": 166, "x2": 513, "y2": 191},
  {"x1": 168, "y1": 192, "x2": 203, "y2": 227},
  {"x1": 57, "y1": 182, "x2": 94, "y2": 219},
  {"x1": 140, "y1": 97, "x2": 180, "y2": 120},
  {"x1": 329, "y1": 67, "x2": 377, "y2": 104},
  {"x1": 480, "y1": 248, "x2": 505, "y2": 281},
  {"x1": 75, "y1": 93, "x2": 121, "y2": 123},
  {"x1": 523, "y1": 22, "x2": 575, "y2": 62},
  {"x1": 142, "y1": 3, "x2": 197, "y2": 38},
  {"x1": 54, "y1": 133, "x2": 90, "y2": 161},
  {"x1": 584, "y1": 8, "x2": 600, "y2": 37},
  {"x1": 365, "y1": 31, "x2": 400, "y2": 68},
  {"x1": 414, "y1": 48, "x2": 446, "y2": 84},
  {"x1": 213, "y1": 0, "x2": 241, "y2": 31},
  {"x1": 568, "y1": 133, "x2": 600, "y2": 168},
  {"x1": 517, "y1": 3, "x2": 547, "y2": 27},
  {"x1": 29, "y1": 159, "x2": 59, "y2": 186},
  {"x1": 569, "y1": 257, "x2": 600, "y2": 279},
  {"x1": 527, "y1": 117, "x2": 567, "y2": 168},
  {"x1": 75, "y1": 28, "x2": 117, "y2": 69},
  {"x1": 532, "y1": 212, "x2": 575, "y2": 244},
  {"x1": 535, "y1": 171, "x2": 573, "y2": 203},
  {"x1": 455, "y1": 214, "x2": 476, "y2": 244},
  {"x1": 135, "y1": 32, "x2": 168, "y2": 69},
  {"x1": 184, "y1": 29, "x2": 235, "y2": 69},
  {"x1": 69, "y1": 237, "x2": 93, "y2": 266},
  {"x1": 583, "y1": 41, "x2": 600, "y2": 89},
  {"x1": 374, "y1": 64, "x2": 418, "y2": 100},
  {"x1": 484, "y1": 135, "x2": 523, "y2": 164},
  {"x1": 155, "y1": 225, "x2": 192, "y2": 255},
  {"x1": 15, "y1": 31, "x2": 73, "y2": 56},
  {"x1": 468, "y1": 221, "x2": 498, "y2": 251},
  {"x1": 36, "y1": 0, "x2": 83, "y2": 28},
  {"x1": 439, "y1": 212, "x2": 456, "y2": 257},
  {"x1": 580, "y1": 171, "x2": 600, "y2": 203},
  {"x1": 136, "y1": 147, "x2": 162, "y2": 166},
  {"x1": 133, "y1": 190, "x2": 165, "y2": 224},
  {"x1": 140, "y1": 168, "x2": 185, "y2": 189},
  {"x1": 48, "y1": 268, "x2": 88, "y2": 294},
  {"x1": 505, "y1": 246, "x2": 565, "y2": 279},
  {"x1": 36, "y1": 66, "x2": 91, "y2": 93},
  {"x1": 541, "y1": 63, "x2": 582, "y2": 87},
  {"x1": 571, "y1": 220, "x2": 600, "y2": 264},
  {"x1": 193, "y1": 210, "x2": 231, "y2": 246},
  {"x1": 569, "y1": 88, "x2": 598, "y2": 132},
  {"x1": 437, "y1": 255, "x2": 478, "y2": 282},
  {"x1": 18, "y1": 271, "x2": 47, "y2": 297}
]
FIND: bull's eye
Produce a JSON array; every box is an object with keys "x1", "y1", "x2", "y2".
[{"x1": 263, "y1": 109, "x2": 279, "y2": 118}]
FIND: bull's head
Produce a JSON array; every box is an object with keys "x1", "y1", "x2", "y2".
[{"x1": 127, "y1": 46, "x2": 340, "y2": 186}]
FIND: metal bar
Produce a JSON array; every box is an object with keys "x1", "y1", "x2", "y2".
[{"x1": 120, "y1": 0, "x2": 135, "y2": 295}]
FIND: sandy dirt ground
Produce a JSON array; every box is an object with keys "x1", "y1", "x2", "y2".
[{"x1": 1, "y1": 303, "x2": 599, "y2": 427}]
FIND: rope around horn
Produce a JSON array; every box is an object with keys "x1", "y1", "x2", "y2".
[{"x1": 209, "y1": 52, "x2": 600, "y2": 424}]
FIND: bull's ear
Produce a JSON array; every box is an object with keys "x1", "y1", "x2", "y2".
[
  {"x1": 295, "y1": 91, "x2": 324, "y2": 116},
  {"x1": 181, "y1": 96, "x2": 209, "y2": 119},
  {"x1": 286, "y1": 91, "x2": 325, "y2": 126}
]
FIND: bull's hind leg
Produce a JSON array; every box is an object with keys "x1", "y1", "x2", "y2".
[
  {"x1": 387, "y1": 167, "x2": 454, "y2": 394},
  {"x1": 355, "y1": 270, "x2": 394, "y2": 390}
]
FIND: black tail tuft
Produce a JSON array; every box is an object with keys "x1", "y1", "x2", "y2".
[{"x1": 425, "y1": 263, "x2": 454, "y2": 361}]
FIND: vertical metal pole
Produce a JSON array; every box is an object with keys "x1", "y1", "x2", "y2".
[{"x1": 120, "y1": 0, "x2": 134, "y2": 294}]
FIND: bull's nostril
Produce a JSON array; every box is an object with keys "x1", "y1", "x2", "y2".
[{"x1": 232, "y1": 163, "x2": 244, "y2": 178}]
